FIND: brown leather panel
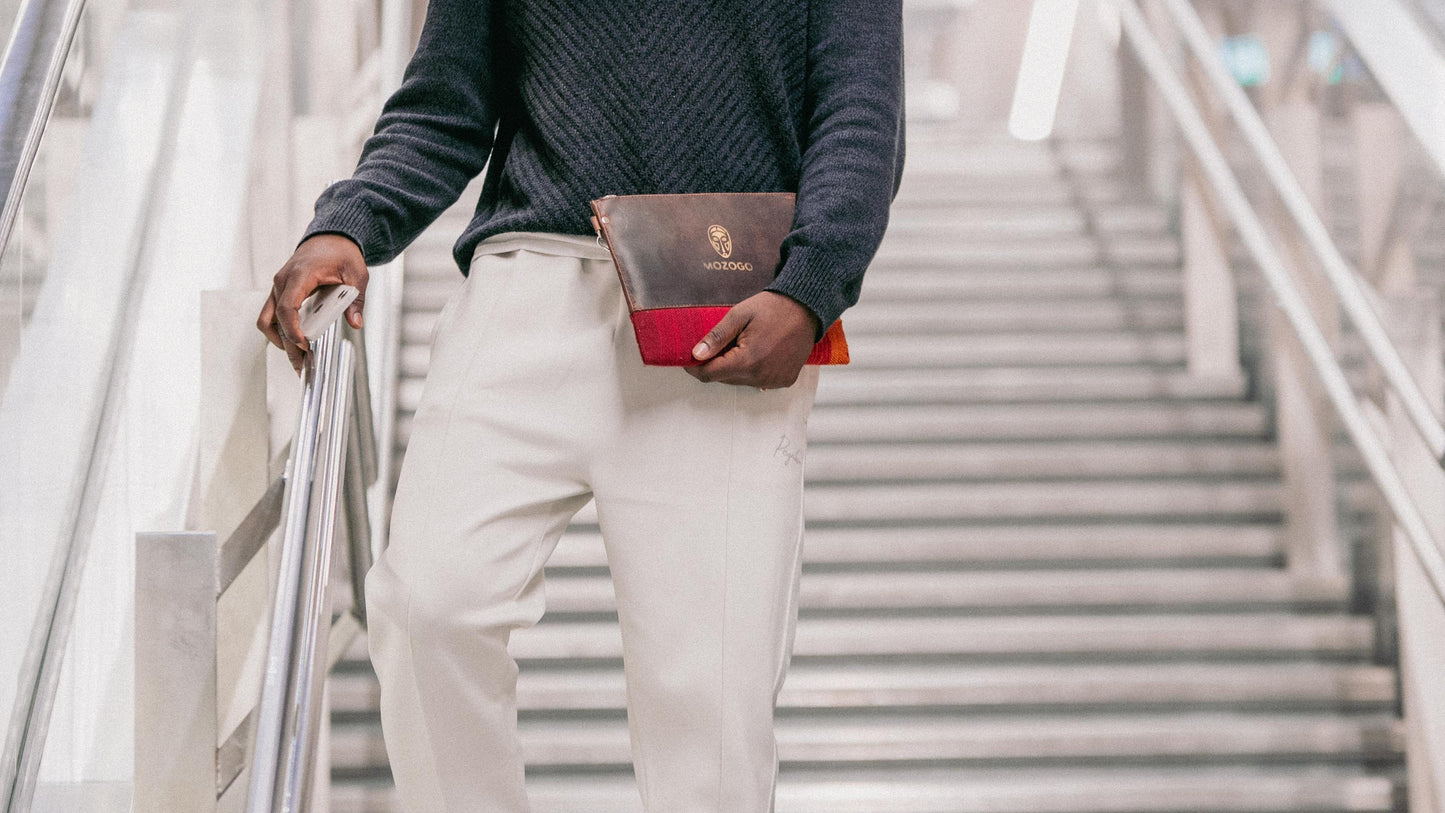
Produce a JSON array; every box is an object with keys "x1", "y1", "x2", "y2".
[{"x1": 590, "y1": 192, "x2": 796, "y2": 310}]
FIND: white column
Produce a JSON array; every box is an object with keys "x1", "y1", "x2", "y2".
[{"x1": 1383, "y1": 293, "x2": 1445, "y2": 813}]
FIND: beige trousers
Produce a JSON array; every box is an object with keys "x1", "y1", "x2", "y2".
[{"x1": 366, "y1": 232, "x2": 820, "y2": 811}]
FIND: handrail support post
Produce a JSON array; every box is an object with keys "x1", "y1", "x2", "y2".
[
  {"x1": 1381, "y1": 292, "x2": 1445, "y2": 813},
  {"x1": 1177, "y1": 8, "x2": 1244, "y2": 387},
  {"x1": 1259, "y1": 95, "x2": 1345, "y2": 585},
  {"x1": 134, "y1": 532, "x2": 223, "y2": 813}
]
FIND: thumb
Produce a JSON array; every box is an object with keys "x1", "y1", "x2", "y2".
[
  {"x1": 693, "y1": 307, "x2": 750, "y2": 360},
  {"x1": 345, "y1": 296, "x2": 365, "y2": 330},
  {"x1": 343, "y1": 267, "x2": 368, "y2": 330}
]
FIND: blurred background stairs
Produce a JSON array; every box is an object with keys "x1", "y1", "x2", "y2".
[{"x1": 326, "y1": 127, "x2": 1406, "y2": 812}]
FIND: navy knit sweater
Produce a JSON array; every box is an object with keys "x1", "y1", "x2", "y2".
[{"x1": 302, "y1": 0, "x2": 906, "y2": 337}]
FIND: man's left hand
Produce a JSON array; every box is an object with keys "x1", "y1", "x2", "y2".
[{"x1": 686, "y1": 291, "x2": 821, "y2": 388}]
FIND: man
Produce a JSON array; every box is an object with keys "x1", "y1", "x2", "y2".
[{"x1": 258, "y1": 1, "x2": 904, "y2": 809}]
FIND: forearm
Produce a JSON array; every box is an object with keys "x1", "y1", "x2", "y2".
[
  {"x1": 301, "y1": 0, "x2": 498, "y2": 265},
  {"x1": 767, "y1": 0, "x2": 905, "y2": 340}
]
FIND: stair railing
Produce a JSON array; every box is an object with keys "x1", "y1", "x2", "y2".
[
  {"x1": 1114, "y1": 0, "x2": 1445, "y2": 597},
  {"x1": 133, "y1": 313, "x2": 376, "y2": 812},
  {"x1": 1165, "y1": 0, "x2": 1445, "y2": 470},
  {"x1": 245, "y1": 314, "x2": 376, "y2": 812}
]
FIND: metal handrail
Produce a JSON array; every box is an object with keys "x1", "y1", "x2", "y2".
[
  {"x1": 1411, "y1": 0, "x2": 1445, "y2": 48},
  {"x1": 1158, "y1": 0, "x2": 1445, "y2": 468},
  {"x1": 245, "y1": 314, "x2": 375, "y2": 813},
  {"x1": 0, "y1": 0, "x2": 85, "y2": 261},
  {"x1": 1326, "y1": 0, "x2": 1445, "y2": 183},
  {"x1": 1115, "y1": 0, "x2": 1445, "y2": 606}
]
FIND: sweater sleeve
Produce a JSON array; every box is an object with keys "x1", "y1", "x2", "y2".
[
  {"x1": 765, "y1": 0, "x2": 906, "y2": 341},
  {"x1": 299, "y1": 0, "x2": 498, "y2": 265}
]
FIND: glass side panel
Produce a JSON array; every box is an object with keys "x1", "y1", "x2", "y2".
[
  {"x1": 0, "y1": 0, "x2": 175, "y2": 798},
  {"x1": 15, "y1": 0, "x2": 276, "y2": 802}
]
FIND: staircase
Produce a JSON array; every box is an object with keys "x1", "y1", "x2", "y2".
[{"x1": 328, "y1": 128, "x2": 1406, "y2": 812}]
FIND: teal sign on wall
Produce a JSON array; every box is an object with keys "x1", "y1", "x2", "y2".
[
  {"x1": 1219, "y1": 34, "x2": 1271, "y2": 87},
  {"x1": 1309, "y1": 30, "x2": 1346, "y2": 85}
]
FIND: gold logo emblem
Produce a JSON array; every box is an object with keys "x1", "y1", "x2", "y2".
[{"x1": 707, "y1": 225, "x2": 733, "y2": 259}]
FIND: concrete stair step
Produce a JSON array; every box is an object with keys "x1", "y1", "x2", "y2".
[
  {"x1": 395, "y1": 399, "x2": 1269, "y2": 447},
  {"x1": 330, "y1": 712, "x2": 1404, "y2": 770},
  {"x1": 544, "y1": 523, "x2": 1286, "y2": 568},
  {"x1": 546, "y1": 477, "x2": 1377, "y2": 529},
  {"x1": 802, "y1": 478, "x2": 1379, "y2": 525},
  {"x1": 806, "y1": 402, "x2": 1267, "y2": 442},
  {"x1": 799, "y1": 480, "x2": 1283, "y2": 523},
  {"x1": 329, "y1": 661, "x2": 1397, "y2": 716},
  {"x1": 398, "y1": 275, "x2": 464, "y2": 311},
  {"x1": 329, "y1": 766, "x2": 1398, "y2": 813},
  {"x1": 549, "y1": 479, "x2": 1364, "y2": 537},
  {"x1": 885, "y1": 203, "x2": 1170, "y2": 237},
  {"x1": 875, "y1": 235, "x2": 1100, "y2": 266},
  {"x1": 839, "y1": 298, "x2": 1186, "y2": 333},
  {"x1": 896, "y1": 148, "x2": 1064, "y2": 176},
  {"x1": 812, "y1": 366, "x2": 1248, "y2": 405},
  {"x1": 861, "y1": 267, "x2": 1179, "y2": 299},
  {"x1": 500, "y1": 613, "x2": 1374, "y2": 662},
  {"x1": 393, "y1": 402, "x2": 1274, "y2": 457},
  {"x1": 532, "y1": 568, "x2": 1348, "y2": 615},
  {"x1": 894, "y1": 176, "x2": 1130, "y2": 207},
  {"x1": 394, "y1": 251, "x2": 465, "y2": 281},
  {"x1": 805, "y1": 440, "x2": 1283, "y2": 481},
  {"x1": 874, "y1": 235, "x2": 1179, "y2": 267},
  {"x1": 843, "y1": 331, "x2": 1187, "y2": 368}
]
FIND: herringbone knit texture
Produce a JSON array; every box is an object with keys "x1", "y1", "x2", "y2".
[{"x1": 302, "y1": 0, "x2": 905, "y2": 336}]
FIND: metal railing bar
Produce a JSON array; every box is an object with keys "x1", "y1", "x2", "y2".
[
  {"x1": 282, "y1": 333, "x2": 353, "y2": 811},
  {"x1": 344, "y1": 323, "x2": 376, "y2": 627},
  {"x1": 1326, "y1": 0, "x2": 1445, "y2": 183},
  {"x1": 218, "y1": 475, "x2": 286, "y2": 596},
  {"x1": 1404, "y1": 0, "x2": 1445, "y2": 52},
  {"x1": 0, "y1": 0, "x2": 86, "y2": 261},
  {"x1": 246, "y1": 322, "x2": 354, "y2": 813},
  {"x1": 245, "y1": 324, "x2": 331, "y2": 810},
  {"x1": 349, "y1": 324, "x2": 378, "y2": 488},
  {"x1": 1118, "y1": 0, "x2": 1445, "y2": 606},
  {"x1": 217, "y1": 706, "x2": 253, "y2": 798},
  {"x1": 1160, "y1": 0, "x2": 1445, "y2": 467},
  {"x1": 343, "y1": 417, "x2": 373, "y2": 628},
  {"x1": 326, "y1": 612, "x2": 362, "y2": 673}
]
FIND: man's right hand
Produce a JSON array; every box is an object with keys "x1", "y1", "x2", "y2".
[{"x1": 258, "y1": 233, "x2": 369, "y2": 373}]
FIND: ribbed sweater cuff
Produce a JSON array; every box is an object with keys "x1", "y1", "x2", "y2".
[
  {"x1": 767, "y1": 248, "x2": 848, "y2": 342},
  {"x1": 299, "y1": 197, "x2": 383, "y2": 263}
]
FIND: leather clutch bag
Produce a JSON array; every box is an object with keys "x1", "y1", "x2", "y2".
[{"x1": 589, "y1": 192, "x2": 849, "y2": 367}]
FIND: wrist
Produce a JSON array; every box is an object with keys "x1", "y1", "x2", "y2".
[
  {"x1": 764, "y1": 291, "x2": 822, "y2": 340},
  {"x1": 301, "y1": 231, "x2": 365, "y2": 260}
]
